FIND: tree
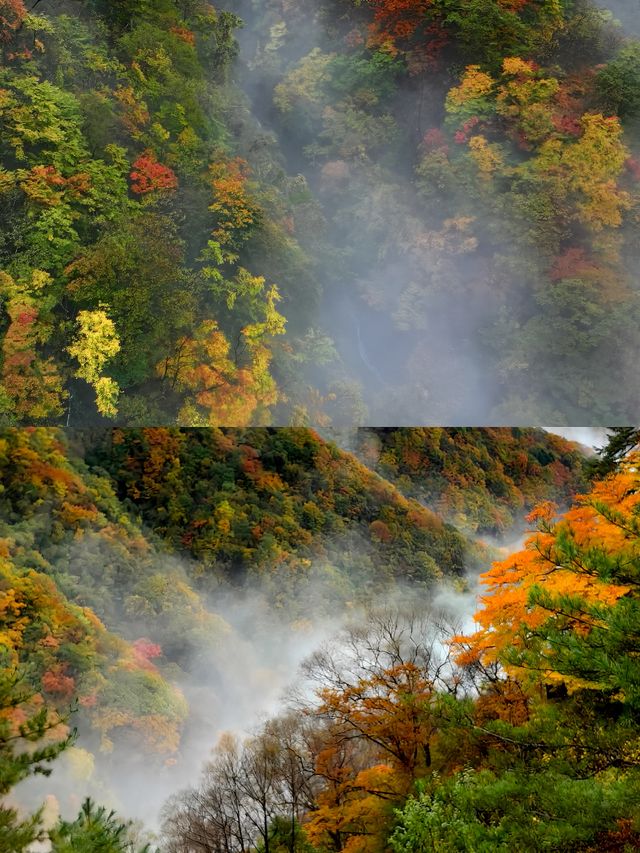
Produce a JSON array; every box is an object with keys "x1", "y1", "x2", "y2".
[
  {"x1": 64, "y1": 213, "x2": 195, "y2": 389},
  {"x1": 455, "y1": 460, "x2": 640, "y2": 692},
  {"x1": 586, "y1": 427, "x2": 640, "y2": 479},
  {"x1": 0, "y1": 667, "x2": 72, "y2": 853},
  {"x1": 390, "y1": 768, "x2": 634, "y2": 853},
  {"x1": 48, "y1": 798, "x2": 150, "y2": 853},
  {"x1": 0, "y1": 0, "x2": 26, "y2": 43},
  {"x1": 596, "y1": 43, "x2": 640, "y2": 119},
  {"x1": 67, "y1": 309, "x2": 121, "y2": 417},
  {"x1": 208, "y1": 155, "x2": 262, "y2": 259},
  {"x1": 454, "y1": 455, "x2": 640, "y2": 789},
  {"x1": 364, "y1": 0, "x2": 565, "y2": 69},
  {"x1": 0, "y1": 271, "x2": 66, "y2": 422},
  {"x1": 158, "y1": 279, "x2": 285, "y2": 425},
  {"x1": 304, "y1": 612, "x2": 455, "y2": 781},
  {"x1": 163, "y1": 724, "x2": 313, "y2": 853},
  {"x1": 130, "y1": 151, "x2": 178, "y2": 195},
  {"x1": 300, "y1": 611, "x2": 457, "y2": 850}
]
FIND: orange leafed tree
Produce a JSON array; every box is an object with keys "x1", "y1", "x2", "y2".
[
  {"x1": 302, "y1": 613, "x2": 454, "y2": 849},
  {"x1": 454, "y1": 456, "x2": 640, "y2": 693},
  {"x1": 305, "y1": 732, "x2": 404, "y2": 853},
  {"x1": 209, "y1": 155, "x2": 261, "y2": 255},
  {"x1": 368, "y1": 0, "x2": 434, "y2": 43},
  {"x1": 157, "y1": 319, "x2": 279, "y2": 426},
  {"x1": 314, "y1": 659, "x2": 439, "y2": 781},
  {"x1": 0, "y1": 0, "x2": 26, "y2": 43}
]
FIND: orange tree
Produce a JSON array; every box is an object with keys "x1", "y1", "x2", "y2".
[
  {"x1": 455, "y1": 455, "x2": 640, "y2": 703},
  {"x1": 301, "y1": 612, "x2": 458, "y2": 851}
]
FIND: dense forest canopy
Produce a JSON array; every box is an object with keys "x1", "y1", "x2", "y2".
[
  {"x1": 0, "y1": 0, "x2": 639, "y2": 425},
  {"x1": 0, "y1": 425, "x2": 602, "y2": 847}
]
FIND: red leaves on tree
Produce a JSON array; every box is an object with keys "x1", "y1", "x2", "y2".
[
  {"x1": 42, "y1": 666, "x2": 76, "y2": 700},
  {"x1": 366, "y1": 0, "x2": 450, "y2": 71},
  {"x1": 130, "y1": 151, "x2": 178, "y2": 195},
  {"x1": 132, "y1": 638, "x2": 162, "y2": 670},
  {"x1": 552, "y1": 113, "x2": 582, "y2": 137},
  {"x1": 549, "y1": 248, "x2": 600, "y2": 282},
  {"x1": 423, "y1": 127, "x2": 448, "y2": 151},
  {"x1": 369, "y1": 0, "x2": 434, "y2": 43},
  {"x1": 0, "y1": 0, "x2": 26, "y2": 43},
  {"x1": 454, "y1": 116, "x2": 481, "y2": 144}
]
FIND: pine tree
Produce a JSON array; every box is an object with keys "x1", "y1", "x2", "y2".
[
  {"x1": 49, "y1": 798, "x2": 151, "y2": 853},
  {"x1": 586, "y1": 427, "x2": 640, "y2": 479},
  {"x1": 0, "y1": 669, "x2": 73, "y2": 852}
]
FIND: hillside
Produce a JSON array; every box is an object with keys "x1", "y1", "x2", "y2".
[
  {"x1": 354, "y1": 427, "x2": 587, "y2": 533},
  {"x1": 0, "y1": 0, "x2": 639, "y2": 424},
  {"x1": 3, "y1": 426, "x2": 636, "y2": 852},
  {"x1": 0, "y1": 426, "x2": 588, "y2": 840}
]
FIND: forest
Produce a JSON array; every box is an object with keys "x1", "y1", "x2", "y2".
[
  {"x1": 2, "y1": 426, "x2": 640, "y2": 850},
  {"x1": 0, "y1": 0, "x2": 639, "y2": 425}
]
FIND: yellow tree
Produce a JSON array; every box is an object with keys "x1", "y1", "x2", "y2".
[
  {"x1": 158, "y1": 275, "x2": 285, "y2": 426},
  {"x1": 67, "y1": 309, "x2": 121, "y2": 418},
  {"x1": 529, "y1": 113, "x2": 632, "y2": 233}
]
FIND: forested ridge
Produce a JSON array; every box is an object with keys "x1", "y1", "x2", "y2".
[
  {"x1": 0, "y1": 425, "x2": 595, "y2": 848},
  {"x1": 1, "y1": 0, "x2": 639, "y2": 424}
]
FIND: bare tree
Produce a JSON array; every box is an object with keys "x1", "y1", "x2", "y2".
[{"x1": 162, "y1": 721, "x2": 316, "y2": 853}]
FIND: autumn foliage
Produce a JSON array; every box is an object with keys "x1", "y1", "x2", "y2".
[
  {"x1": 455, "y1": 452, "x2": 640, "y2": 701},
  {"x1": 0, "y1": 0, "x2": 26, "y2": 43},
  {"x1": 2, "y1": 428, "x2": 640, "y2": 850},
  {"x1": 130, "y1": 151, "x2": 178, "y2": 195}
]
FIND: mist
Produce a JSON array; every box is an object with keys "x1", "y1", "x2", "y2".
[
  {"x1": 13, "y1": 525, "x2": 503, "y2": 842},
  {"x1": 0, "y1": 423, "x2": 598, "y2": 850},
  {"x1": 545, "y1": 427, "x2": 610, "y2": 450},
  {"x1": 13, "y1": 566, "x2": 343, "y2": 835},
  {"x1": 217, "y1": 0, "x2": 640, "y2": 427}
]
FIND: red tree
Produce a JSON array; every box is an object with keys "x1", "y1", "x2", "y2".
[
  {"x1": 130, "y1": 151, "x2": 178, "y2": 195},
  {"x1": 0, "y1": 0, "x2": 26, "y2": 42}
]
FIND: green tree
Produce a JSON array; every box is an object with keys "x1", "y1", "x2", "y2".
[
  {"x1": 391, "y1": 769, "x2": 634, "y2": 853},
  {"x1": 586, "y1": 427, "x2": 640, "y2": 479},
  {"x1": 49, "y1": 798, "x2": 151, "y2": 853},
  {"x1": 596, "y1": 43, "x2": 640, "y2": 118}
]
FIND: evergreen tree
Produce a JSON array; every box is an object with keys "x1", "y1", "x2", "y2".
[
  {"x1": 586, "y1": 427, "x2": 640, "y2": 478},
  {"x1": 0, "y1": 668, "x2": 73, "y2": 853},
  {"x1": 49, "y1": 798, "x2": 151, "y2": 853}
]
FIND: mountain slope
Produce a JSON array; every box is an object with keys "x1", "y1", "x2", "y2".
[
  {"x1": 354, "y1": 427, "x2": 587, "y2": 533},
  {"x1": 0, "y1": 425, "x2": 589, "y2": 827}
]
